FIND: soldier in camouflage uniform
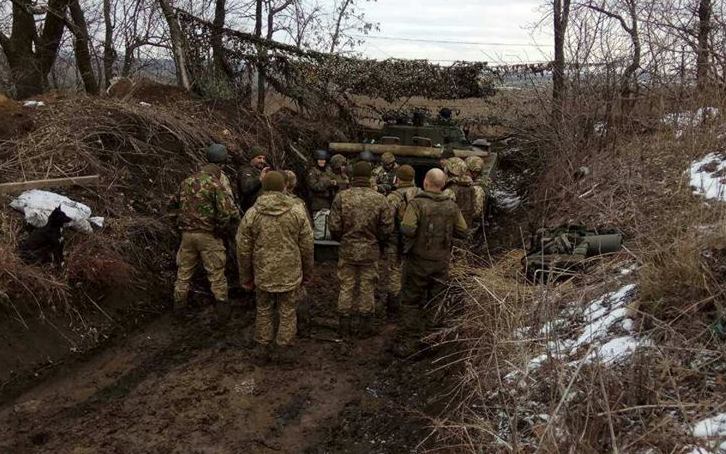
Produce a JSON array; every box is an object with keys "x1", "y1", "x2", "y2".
[
  {"x1": 372, "y1": 151, "x2": 398, "y2": 194},
  {"x1": 382, "y1": 165, "x2": 420, "y2": 316},
  {"x1": 237, "y1": 171, "x2": 314, "y2": 361},
  {"x1": 329, "y1": 161, "x2": 393, "y2": 337},
  {"x1": 442, "y1": 157, "x2": 480, "y2": 228},
  {"x1": 466, "y1": 156, "x2": 490, "y2": 218},
  {"x1": 329, "y1": 154, "x2": 350, "y2": 191},
  {"x1": 395, "y1": 168, "x2": 468, "y2": 357},
  {"x1": 237, "y1": 145, "x2": 269, "y2": 211},
  {"x1": 306, "y1": 149, "x2": 338, "y2": 211},
  {"x1": 174, "y1": 149, "x2": 241, "y2": 323}
]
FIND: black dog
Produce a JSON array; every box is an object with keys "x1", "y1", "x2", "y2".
[{"x1": 20, "y1": 206, "x2": 72, "y2": 266}]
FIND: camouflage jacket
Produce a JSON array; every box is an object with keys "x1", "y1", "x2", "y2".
[
  {"x1": 386, "y1": 183, "x2": 420, "y2": 252},
  {"x1": 329, "y1": 177, "x2": 393, "y2": 264},
  {"x1": 443, "y1": 176, "x2": 479, "y2": 228},
  {"x1": 306, "y1": 165, "x2": 337, "y2": 211},
  {"x1": 401, "y1": 191, "x2": 468, "y2": 263},
  {"x1": 237, "y1": 165, "x2": 262, "y2": 211},
  {"x1": 331, "y1": 170, "x2": 350, "y2": 191},
  {"x1": 178, "y1": 165, "x2": 240, "y2": 233},
  {"x1": 372, "y1": 164, "x2": 398, "y2": 194},
  {"x1": 236, "y1": 192, "x2": 314, "y2": 292}
]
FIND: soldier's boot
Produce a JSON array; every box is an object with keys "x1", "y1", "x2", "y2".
[
  {"x1": 173, "y1": 294, "x2": 193, "y2": 321},
  {"x1": 392, "y1": 303, "x2": 422, "y2": 358},
  {"x1": 337, "y1": 315, "x2": 353, "y2": 357},
  {"x1": 338, "y1": 315, "x2": 353, "y2": 340},
  {"x1": 386, "y1": 294, "x2": 401, "y2": 320},
  {"x1": 213, "y1": 300, "x2": 232, "y2": 327},
  {"x1": 350, "y1": 314, "x2": 362, "y2": 338},
  {"x1": 252, "y1": 343, "x2": 272, "y2": 366},
  {"x1": 375, "y1": 292, "x2": 388, "y2": 319},
  {"x1": 357, "y1": 314, "x2": 379, "y2": 339},
  {"x1": 271, "y1": 344, "x2": 296, "y2": 366}
]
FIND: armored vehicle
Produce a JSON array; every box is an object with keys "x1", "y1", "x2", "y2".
[{"x1": 314, "y1": 109, "x2": 497, "y2": 260}]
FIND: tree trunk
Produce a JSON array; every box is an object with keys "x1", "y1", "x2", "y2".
[
  {"x1": 212, "y1": 0, "x2": 233, "y2": 80},
  {"x1": 159, "y1": 0, "x2": 191, "y2": 91},
  {"x1": 69, "y1": 0, "x2": 99, "y2": 95},
  {"x1": 255, "y1": 0, "x2": 264, "y2": 113},
  {"x1": 696, "y1": 0, "x2": 712, "y2": 92},
  {"x1": 552, "y1": 0, "x2": 571, "y2": 124},
  {"x1": 0, "y1": 0, "x2": 70, "y2": 98},
  {"x1": 103, "y1": 0, "x2": 116, "y2": 87},
  {"x1": 329, "y1": 0, "x2": 353, "y2": 53}
]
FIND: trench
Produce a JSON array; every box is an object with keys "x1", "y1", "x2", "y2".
[{"x1": 0, "y1": 144, "x2": 528, "y2": 454}]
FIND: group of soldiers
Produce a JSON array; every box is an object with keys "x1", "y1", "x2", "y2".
[{"x1": 172, "y1": 143, "x2": 490, "y2": 361}]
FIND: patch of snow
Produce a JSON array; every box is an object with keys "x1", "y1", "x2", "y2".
[
  {"x1": 540, "y1": 319, "x2": 566, "y2": 336},
  {"x1": 689, "y1": 153, "x2": 726, "y2": 202},
  {"x1": 693, "y1": 413, "x2": 726, "y2": 438},
  {"x1": 662, "y1": 107, "x2": 720, "y2": 138},
  {"x1": 572, "y1": 307, "x2": 629, "y2": 350},
  {"x1": 492, "y1": 189, "x2": 521, "y2": 210},
  {"x1": 620, "y1": 263, "x2": 638, "y2": 275},
  {"x1": 620, "y1": 318, "x2": 635, "y2": 332},
  {"x1": 583, "y1": 335, "x2": 652, "y2": 364},
  {"x1": 23, "y1": 100, "x2": 45, "y2": 108},
  {"x1": 593, "y1": 121, "x2": 607, "y2": 136},
  {"x1": 10, "y1": 189, "x2": 102, "y2": 233}
]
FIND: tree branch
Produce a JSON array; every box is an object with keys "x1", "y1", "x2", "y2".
[{"x1": 581, "y1": 2, "x2": 632, "y2": 34}]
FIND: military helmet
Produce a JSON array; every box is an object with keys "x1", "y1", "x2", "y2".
[
  {"x1": 314, "y1": 149, "x2": 328, "y2": 161},
  {"x1": 445, "y1": 157, "x2": 467, "y2": 177},
  {"x1": 381, "y1": 151, "x2": 396, "y2": 165},
  {"x1": 248, "y1": 145, "x2": 268, "y2": 160},
  {"x1": 206, "y1": 143, "x2": 228, "y2": 163},
  {"x1": 262, "y1": 171, "x2": 286, "y2": 192},
  {"x1": 353, "y1": 161, "x2": 372, "y2": 178},
  {"x1": 359, "y1": 150, "x2": 375, "y2": 162},
  {"x1": 465, "y1": 156, "x2": 484, "y2": 173},
  {"x1": 396, "y1": 164, "x2": 415, "y2": 182},
  {"x1": 330, "y1": 154, "x2": 347, "y2": 169}
]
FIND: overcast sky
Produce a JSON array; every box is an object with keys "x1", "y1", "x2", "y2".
[{"x1": 351, "y1": 0, "x2": 552, "y2": 64}]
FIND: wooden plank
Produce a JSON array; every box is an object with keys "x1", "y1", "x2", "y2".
[
  {"x1": 0, "y1": 175, "x2": 101, "y2": 194},
  {"x1": 329, "y1": 142, "x2": 490, "y2": 159}
]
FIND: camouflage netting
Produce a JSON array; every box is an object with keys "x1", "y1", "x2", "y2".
[{"x1": 177, "y1": 11, "x2": 496, "y2": 106}]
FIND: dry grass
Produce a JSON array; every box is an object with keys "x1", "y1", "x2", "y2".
[{"x1": 431, "y1": 88, "x2": 726, "y2": 452}]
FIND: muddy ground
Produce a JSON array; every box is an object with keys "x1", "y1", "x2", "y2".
[
  {"x1": 0, "y1": 151, "x2": 527, "y2": 454},
  {"x1": 0, "y1": 263, "x2": 447, "y2": 454}
]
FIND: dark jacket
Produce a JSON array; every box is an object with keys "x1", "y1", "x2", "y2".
[{"x1": 401, "y1": 191, "x2": 468, "y2": 262}]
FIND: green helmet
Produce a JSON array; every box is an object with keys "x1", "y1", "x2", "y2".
[
  {"x1": 381, "y1": 151, "x2": 396, "y2": 165},
  {"x1": 330, "y1": 154, "x2": 347, "y2": 169},
  {"x1": 445, "y1": 157, "x2": 467, "y2": 177},
  {"x1": 466, "y1": 156, "x2": 484, "y2": 173},
  {"x1": 359, "y1": 150, "x2": 375, "y2": 162},
  {"x1": 206, "y1": 143, "x2": 228, "y2": 163}
]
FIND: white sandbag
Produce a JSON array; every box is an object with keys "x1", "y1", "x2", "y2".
[
  {"x1": 9, "y1": 189, "x2": 103, "y2": 233},
  {"x1": 313, "y1": 209, "x2": 332, "y2": 241}
]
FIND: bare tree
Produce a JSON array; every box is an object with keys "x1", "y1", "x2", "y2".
[
  {"x1": 69, "y1": 0, "x2": 100, "y2": 94},
  {"x1": 553, "y1": 0, "x2": 573, "y2": 123},
  {"x1": 158, "y1": 0, "x2": 191, "y2": 90},
  {"x1": 103, "y1": 0, "x2": 117, "y2": 86},
  {"x1": 0, "y1": 0, "x2": 71, "y2": 98},
  {"x1": 695, "y1": 0, "x2": 712, "y2": 92}
]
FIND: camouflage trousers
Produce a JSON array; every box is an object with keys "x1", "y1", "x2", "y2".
[
  {"x1": 174, "y1": 231, "x2": 227, "y2": 304},
  {"x1": 337, "y1": 260, "x2": 378, "y2": 315},
  {"x1": 255, "y1": 289, "x2": 298, "y2": 346},
  {"x1": 382, "y1": 249, "x2": 403, "y2": 297},
  {"x1": 400, "y1": 258, "x2": 449, "y2": 307}
]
